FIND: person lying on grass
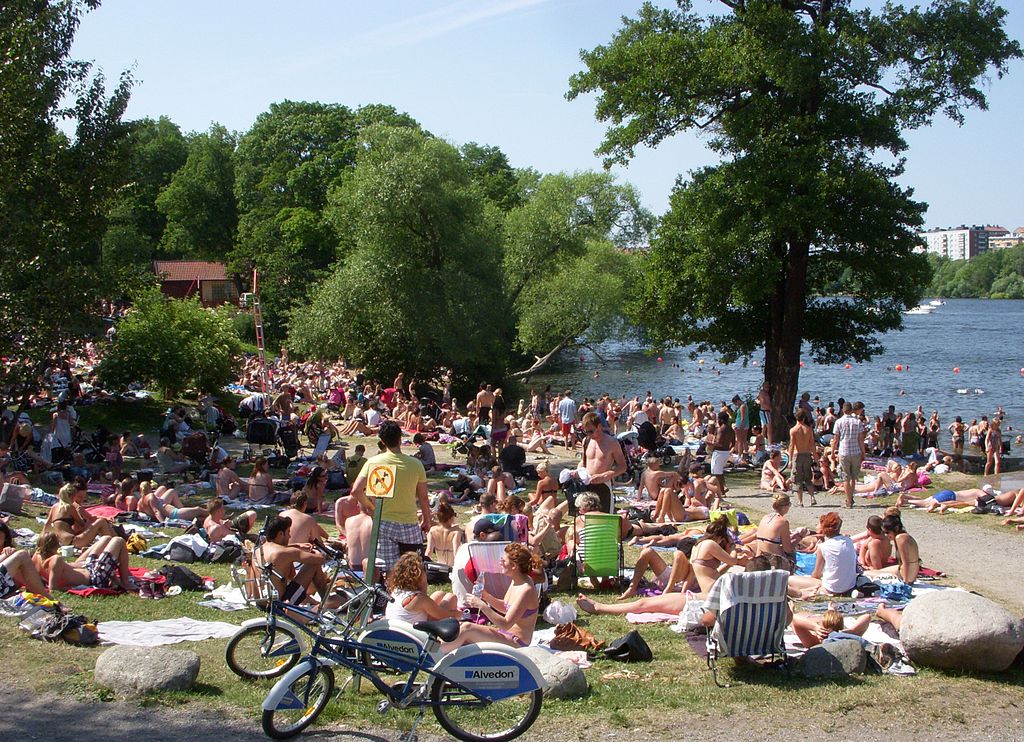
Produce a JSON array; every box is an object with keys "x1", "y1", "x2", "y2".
[
  {"x1": 138, "y1": 481, "x2": 207, "y2": 524},
  {"x1": 33, "y1": 531, "x2": 133, "y2": 593},
  {"x1": 383, "y1": 552, "x2": 460, "y2": 624},
  {"x1": 442, "y1": 543, "x2": 540, "y2": 651},
  {"x1": 46, "y1": 481, "x2": 117, "y2": 548},
  {"x1": 790, "y1": 602, "x2": 905, "y2": 649},
  {"x1": 576, "y1": 518, "x2": 747, "y2": 617},
  {"x1": 0, "y1": 524, "x2": 52, "y2": 599}
]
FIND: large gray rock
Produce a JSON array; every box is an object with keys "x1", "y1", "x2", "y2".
[
  {"x1": 798, "y1": 639, "x2": 867, "y2": 678},
  {"x1": 519, "y1": 647, "x2": 589, "y2": 700},
  {"x1": 900, "y1": 591, "x2": 1024, "y2": 672},
  {"x1": 94, "y1": 646, "x2": 201, "y2": 696}
]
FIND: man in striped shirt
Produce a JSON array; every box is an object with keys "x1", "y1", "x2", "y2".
[{"x1": 833, "y1": 402, "x2": 866, "y2": 509}]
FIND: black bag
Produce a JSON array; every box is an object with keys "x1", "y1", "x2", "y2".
[
  {"x1": 247, "y1": 418, "x2": 278, "y2": 445},
  {"x1": 425, "y1": 560, "x2": 451, "y2": 585},
  {"x1": 603, "y1": 629, "x2": 653, "y2": 662},
  {"x1": 636, "y1": 421, "x2": 659, "y2": 451},
  {"x1": 208, "y1": 541, "x2": 243, "y2": 564},
  {"x1": 326, "y1": 469, "x2": 348, "y2": 491},
  {"x1": 166, "y1": 541, "x2": 199, "y2": 564},
  {"x1": 159, "y1": 565, "x2": 205, "y2": 591},
  {"x1": 972, "y1": 493, "x2": 997, "y2": 515}
]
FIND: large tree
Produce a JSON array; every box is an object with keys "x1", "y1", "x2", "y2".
[
  {"x1": 503, "y1": 171, "x2": 653, "y2": 376},
  {"x1": 0, "y1": 0, "x2": 133, "y2": 404},
  {"x1": 290, "y1": 125, "x2": 508, "y2": 383},
  {"x1": 156, "y1": 123, "x2": 238, "y2": 260},
  {"x1": 569, "y1": 0, "x2": 1020, "y2": 436}
]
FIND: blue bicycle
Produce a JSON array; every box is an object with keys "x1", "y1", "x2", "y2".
[{"x1": 261, "y1": 616, "x2": 546, "y2": 742}]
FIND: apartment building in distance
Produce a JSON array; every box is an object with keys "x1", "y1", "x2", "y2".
[{"x1": 917, "y1": 225, "x2": 1010, "y2": 260}]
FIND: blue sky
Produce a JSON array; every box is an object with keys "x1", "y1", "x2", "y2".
[{"x1": 71, "y1": 0, "x2": 1023, "y2": 229}]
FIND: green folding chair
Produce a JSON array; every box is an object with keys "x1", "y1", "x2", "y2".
[{"x1": 578, "y1": 512, "x2": 625, "y2": 589}]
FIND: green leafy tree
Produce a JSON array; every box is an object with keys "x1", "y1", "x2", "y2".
[
  {"x1": 929, "y1": 244, "x2": 1024, "y2": 299},
  {"x1": 99, "y1": 290, "x2": 242, "y2": 397},
  {"x1": 102, "y1": 116, "x2": 188, "y2": 265},
  {"x1": 156, "y1": 123, "x2": 238, "y2": 260},
  {"x1": 503, "y1": 171, "x2": 654, "y2": 374},
  {"x1": 460, "y1": 142, "x2": 524, "y2": 212},
  {"x1": 569, "y1": 0, "x2": 1020, "y2": 436},
  {"x1": 0, "y1": 0, "x2": 134, "y2": 405},
  {"x1": 290, "y1": 125, "x2": 508, "y2": 383}
]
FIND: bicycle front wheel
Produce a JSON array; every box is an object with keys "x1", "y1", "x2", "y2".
[
  {"x1": 261, "y1": 664, "x2": 334, "y2": 739},
  {"x1": 430, "y1": 677, "x2": 542, "y2": 742},
  {"x1": 226, "y1": 623, "x2": 303, "y2": 680}
]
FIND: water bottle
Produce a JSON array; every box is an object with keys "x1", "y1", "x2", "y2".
[{"x1": 464, "y1": 577, "x2": 485, "y2": 619}]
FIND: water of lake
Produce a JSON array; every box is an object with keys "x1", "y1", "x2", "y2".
[{"x1": 532, "y1": 298, "x2": 1024, "y2": 444}]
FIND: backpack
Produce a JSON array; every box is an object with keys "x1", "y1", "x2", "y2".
[
  {"x1": 34, "y1": 608, "x2": 98, "y2": 646},
  {"x1": 167, "y1": 541, "x2": 199, "y2": 563},
  {"x1": 603, "y1": 629, "x2": 653, "y2": 662},
  {"x1": 208, "y1": 541, "x2": 243, "y2": 564},
  {"x1": 159, "y1": 565, "x2": 205, "y2": 591}
]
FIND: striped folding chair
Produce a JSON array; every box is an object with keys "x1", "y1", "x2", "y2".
[{"x1": 704, "y1": 569, "x2": 790, "y2": 687}]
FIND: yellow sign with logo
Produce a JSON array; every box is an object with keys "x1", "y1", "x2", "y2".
[{"x1": 366, "y1": 463, "x2": 397, "y2": 499}]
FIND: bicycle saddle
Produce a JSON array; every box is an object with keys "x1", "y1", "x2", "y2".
[{"x1": 413, "y1": 618, "x2": 460, "y2": 642}]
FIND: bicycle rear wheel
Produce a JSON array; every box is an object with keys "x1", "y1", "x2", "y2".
[
  {"x1": 261, "y1": 664, "x2": 334, "y2": 739},
  {"x1": 430, "y1": 678, "x2": 542, "y2": 742},
  {"x1": 225, "y1": 623, "x2": 302, "y2": 680}
]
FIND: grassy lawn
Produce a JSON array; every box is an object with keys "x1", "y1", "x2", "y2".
[{"x1": 3, "y1": 401, "x2": 1024, "y2": 736}]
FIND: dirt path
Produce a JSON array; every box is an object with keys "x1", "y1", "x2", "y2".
[{"x1": 727, "y1": 486, "x2": 1024, "y2": 612}]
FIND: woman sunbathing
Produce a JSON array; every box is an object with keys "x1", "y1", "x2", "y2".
[
  {"x1": 840, "y1": 460, "x2": 919, "y2": 496},
  {"x1": 46, "y1": 482, "x2": 117, "y2": 548},
  {"x1": 138, "y1": 481, "x2": 207, "y2": 524},
  {"x1": 616, "y1": 541, "x2": 697, "y2": 600},
  {"x1": 33, "y1": 531, "x2": 134, "y2": 592},
  {"x1": 751, "y1": 495, "x2": 797, "y2": 569},
  {"x1": 759, "y1": 451, "x2": 789, "y2": 492},
  {"x1": 576, "y1": 519, "x2": 746, "y2": 617},
  {"x1": 863, "y1": 513, "x2": 920, "y2": 584},
  {"x1": 443, "y1": 543, "x2": 541, "y2": 650}
]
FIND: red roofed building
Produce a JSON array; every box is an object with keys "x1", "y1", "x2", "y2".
[{"x1": 152, "y1": 261, "x2": 241, "y2": 307}]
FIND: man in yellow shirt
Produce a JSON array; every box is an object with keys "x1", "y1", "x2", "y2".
[{"x1": 350, "y1": 421, "x2": 432, "y2": 571}]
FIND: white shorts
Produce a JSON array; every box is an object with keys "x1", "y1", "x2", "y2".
[{"x1": 710, "y1": 450, "x2": 731, "y2": 476}]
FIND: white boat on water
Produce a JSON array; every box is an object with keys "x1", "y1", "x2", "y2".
[
  {"x1": 904, "y1": 304, "x2": 934, "y2": 315},
  {"x1": 929, "y1": 300, "x2": 945, "y2": 306}
]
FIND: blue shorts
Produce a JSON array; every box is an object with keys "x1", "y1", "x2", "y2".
[
  {"x1": 759, "y1": 410, "x2": 771, "y2": 427},
  {"x1": 933, "y1": 490, "x2": 956, "y2": 503}
]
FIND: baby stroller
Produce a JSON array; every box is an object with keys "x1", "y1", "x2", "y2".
[
  {"x1": 181, "y1": 431, "x2": 210, "y2": 466},
  {"x1": 277, "y1": 421, "x2": 301, "y2": 459}
]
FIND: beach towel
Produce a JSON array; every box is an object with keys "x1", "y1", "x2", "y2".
[
  {"x1": 626, "y1": 611, "x2": 679, "y2": 624},
  {"x1": 85, "y1": 505, "x2": 125, "y2": 519},
  {"x1": 98, "y1": 617, "x2": 240, "y2": 646},
  {"x1": 67, "y1": 567, "x2": 165, "y2": 597}
]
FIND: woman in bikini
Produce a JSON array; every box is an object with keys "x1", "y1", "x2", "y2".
[
  {"x1": 33, "y1": 530, "x2": 134, "y2": 592},
  {"x1": 759, "y1": 451, "x2": 789, "y2": 492},
  {"x1": 751, "y1": 495, "x2": 797, "y2": 570},
  {"x1": 384, "y1": 552, "x2": 460, "y2": 624},
  {"x1": 46, "y1": 481, "x2": 117, "y2": 548},
  {"x1": 138, "y1": 481, "x2": 207, "y2": 524},
  {"x1": 425, "y1": 503, "x2": 464, "y2": 567},
  {"x1": 529, "y1": 462, "x2": 559, "y2": 512},
  {"x1": 443, "y1": 543, "x2": 541, "y2": 650},
  {"x1": 524, "y1": 418, "x2": 552, "y2": 455},
  {"x1": 248, "y1": 457, "x2": 275, "y2": 505},
  {"x1": 864, "y1": 513, "x2": 920, "y2": 584},
  {"x1": 576, "y1": 518, "x2": 747, "y2": 617}
]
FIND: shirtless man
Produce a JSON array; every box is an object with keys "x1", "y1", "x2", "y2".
[
  {"x1": 637, "y1": 455, "x2": 681, "y2": 522},
  {"x1": 345, "y1": 511, "x2": 373, "y2": 573},
  {"x1": 864, "y1": 514, "x2": 920, "y2": 584},
  {"x1": 857, "y1": 516, "x2": 892, "y2": 569},
  {"x1": 257, "y1": 515, "x2": 331, "y2": 605},
  {"x1": 280, "y1": 491, "x2": 330, "y2": 546},
  {"x1": 788, "y1": 409, "x2": 818, "y2": 506},
  {"x1": 579, "y1": 411, "x2": 626, "y2": 514},
  {"x1": 476, "y1": 383, "x2": 494, "y2": 425},
  {"x1": 756, "y1": 383, "x2": 773, "y2": 446}
]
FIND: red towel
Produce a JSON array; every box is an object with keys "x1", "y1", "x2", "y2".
[
  {"x1": 84, "y1": 504, "x2": 125, "y2": 519},
  {"x1": 66, "y1": 567, "x2": 165, "y2": 597}
]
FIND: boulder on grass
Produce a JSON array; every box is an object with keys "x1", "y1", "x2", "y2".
[
  {"x1": 519, "y1": 647, "x2": 589, "y2": 699},
  {"x1": 94, "y1": 645, "x2": 200, "y2": 696},
  {"x1": 900, "y1": 591, "x2": 1024, "y2": 673},
  {"x1": 798, "y1": 639, "x2": 867, "y2": 678}
]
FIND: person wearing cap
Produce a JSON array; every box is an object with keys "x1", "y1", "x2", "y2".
[{"x1": 349, "y1": 421, "x2": 432, "y2": 573}]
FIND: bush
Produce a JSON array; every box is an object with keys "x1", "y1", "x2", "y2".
[{"x1": 99, "y1": 290, "x2": 242, "y2": 397}]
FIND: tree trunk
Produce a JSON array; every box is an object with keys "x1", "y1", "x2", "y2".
[
  {"x1": 763, "y1": 239, "x2": 809, "y2": 443},
  {"x1": 509, "y1": 333, "x2": 579, "y2": 379}
]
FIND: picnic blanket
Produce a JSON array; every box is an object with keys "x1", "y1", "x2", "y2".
[
  {"x1": 98, "y1": 617, "x2": 240, "y2": 646},
  {"x1": 626, "y1": 611, "x2": 680, "y2": 624}
]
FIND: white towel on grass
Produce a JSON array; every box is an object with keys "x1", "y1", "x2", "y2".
[{"x1": 99, "y1": 617, "x2": 240, "y2": 646}]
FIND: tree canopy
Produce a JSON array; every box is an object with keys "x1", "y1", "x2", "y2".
[
  {"x1": 0, "y1": 0, "x2": 133, "y2": 403},
  {"x1": 928, "y1": 245, "x2": 1024, "y2": 299},
  {"x1": 569, "y1": 0, "x2": 1020, "y2": 433},
  {"x1": 289, "y1": 125, "x2": 508, "y2": 383}
]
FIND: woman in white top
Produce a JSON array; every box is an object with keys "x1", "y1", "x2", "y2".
[
  {"x1": 384, "y1": 553, "x2": 459, "y2": 624},
  {"x1": 788, "y1": 512, "x2": 858, "y2": 599}
]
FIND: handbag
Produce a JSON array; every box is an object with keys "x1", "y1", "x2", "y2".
[
  {"x1": 550, "y1": 621, "x2": 605, "y2": 653},
  {"x1": 603, "y1": 629, "x2": 653, "y2": 662},
  {"x1": 679, "y1": 592, "x2": 705, "y2": 632}
]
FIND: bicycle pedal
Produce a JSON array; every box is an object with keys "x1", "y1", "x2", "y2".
[{"x1": 376, "y1": 700, "x2": 392, "y2": 715}]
